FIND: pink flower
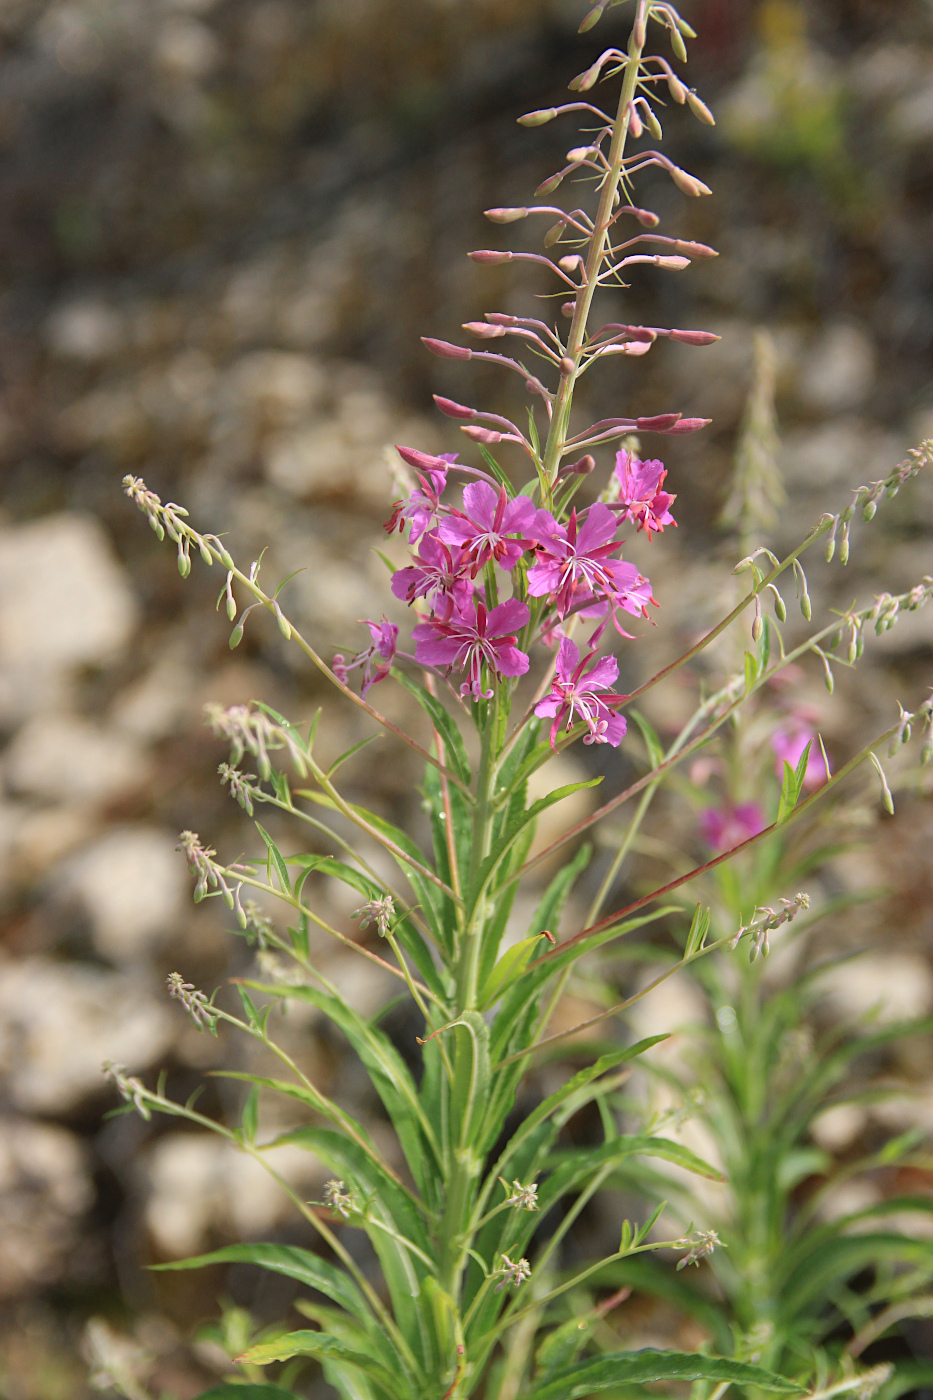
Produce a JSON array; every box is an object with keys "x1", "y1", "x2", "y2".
[
  {"x1": 384, "y1": 452, "x2": 458, "y2": 543},
  {"x1": 771, "y1": 725, "x2": 830, "y2": 790},
  {"x1": 701, "y1": 803, "x2": 766, "y2": 852},
  {"x1": 412, "y1": 597, "x2": 529, "y2": 700},
  {"x1": 333, "y1": 618, "x2": 398, "y2": 695},
  {"x1": 613, "y1": 448, "x2": 676, "y2": 538},
  {"x1": 527, "y1": 504, "x2": 636, "y2": 613},
  {"x1": 390, "y1": 531, "x2": 474, "y2": 620},
  {"x1": 527, "y1": 504, "x2": 654, "y2": 637},
  {"x1": 438, "y1": 482, "x2": 539, "y2": 572},
  {"x1": 535, "y1": 637, "x2": 628, "y2": 748}
]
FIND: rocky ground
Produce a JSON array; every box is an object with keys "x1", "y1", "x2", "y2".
[{"x1": 0, "y1": 0, "x2": 932, "y2": 1393}]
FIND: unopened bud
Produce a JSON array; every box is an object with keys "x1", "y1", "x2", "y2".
[
  {"x1": 669, "y1": 329, "x2": 720, "y2": 345},
  {"x1": 839, "y1": 521, "x2": 850, "y2": 565},
  {"x1": 645, "y1": 108, "x2": 663, "y2": 139},
  {"x1": 274, "y1": 605, "x2": 291, "y2": 640},
  {"x1": 628, "y1": 104, "x2": 643, "y2": 138},
  {"x1": 150, "y1": 518, "x2": 165, "y2": 541},
  {"x1": 226, "y1": 595, "x2": 237, "y2": 621},
  {"x1": 432, "y1": 397, "x2": 475, "y2": 421},
  {"x1": 229, "y1": 623, "x2": 244, "y2": 649},
  {"x1": 633, "y1": 207, "x2": 660, "y2": 227},
  {"x1": 566, "y1": 145, "x2": 598, "y2": 163},
  {"x1": 687, "y1": 90, "x2": 716, "y2": 125},
  {"x1": 177, "y1": 551, "x2": 191, "y2": 579},
  {"x1": 670, "y1": 28, "x2": 688, "y2": 62},
  {"x1": 561, "y1": 301, "x2": 576, "y2": 318},
  {"x1": 461, "y1": 425, "x2": 503, "y2": 444},
  {"x1": 422, "y1": 337, "x2": 472, "y2": 359},
  {"x1": 564, "y1": 454, "x2": 595, "y2": 477},
  {"x1": 559, "y1": 357, "x2": 575, "y2": 376},
  {"x1": 558, "y1": 254, "x2": 584, "y2": 274},
  {"x1": 518, "y1": 108, "x2": 558, "y2": 126},
  {"x1": 544, "y1": 221, "x2": 565, "y2": 248},
  {"x1": 667, "y1": 74, "x2": 688, "y2": 103},
  {"x1": 485, "y1": 207, "x2": 528, "y2": 222},
  {"x1": 651, "y1": 255, "x2": 691, "y2": 270},
  {"x1": 573, "y1": 60, "x2": 603, "y2": 91},
  {"x1": 468, "y1": 250, "x2": 513, "y2": 265},
  {"x1": 578, "y1": 2, "x2": 605, "y2": 32},
  {"x1": 862, "y1": 497, "x2": 877, "y2": 521},
  {"x1": 463, "y1": 321, "x2": 505, "y2": 338},
  {"x1": 535, "y1": 172, "x2": 565, "y2": 196},
  {"x1": 666, "y1": 417, "x2": 712, "y2": 434},
  {"x1": 670, "y1": 166, "x2": 713, "y2": 197},
  {"x1": 198, "y1": 540, "x2": 213, "y2": 566},
  {"x1": 752, "y1": 614, "x2": 763, "y2": 642},
  {"x1": 921, "y1": 737, "x2": 933, "y2": 765},
  {"x1": 637, "y1": 413, "x2": 681, "y2": 431},
  {"x1": 801, "y1": 593, "x2": 812, "y2": 621},
  {"x1": 219, "y1": 548, "x2": 235, "y2": 570}
]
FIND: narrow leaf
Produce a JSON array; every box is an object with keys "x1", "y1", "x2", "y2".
[
  {"x1": 525, "y1": 1350, "x2": 804, "y2": 1400},
  {"x1": 254, "y1": 822, "x2": 292, "y2": 894}
]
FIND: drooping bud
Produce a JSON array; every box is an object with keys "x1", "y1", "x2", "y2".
[
  {"x1": 644, "y1": 107, "x2": 663, "y2": 140},
  {"x1": 670, "y1": 27, "x2": 688, "y2": 62},
  {"x1": 518, "y1": 108, "x2": 558, "y2": 126},
  {"x1": 667, "y1": 74, "x2": 688, "y2": 103},
  {"x1": 561, "y1": 301, "x2": 576, "y2": 318},
  {"x1": 485, "y1": 207, "x2": 528, "y2": 223},
  {"x1": 636, "y1": 413, "x2": 681, "y2": 431},
  {"x1": 229, "y1": 623, "x2": 244, "y2": 649},
  {"x1": 862, "y1": 497, "x2": 878, "y2": 521},
  {"x1": 628, "y1": 104, "x2": 643, "y2": 138},
  {"x1": 535, "y1": 172, "x2": 565, "y2": 197},
  {"x1": 559, "y1": 357, "x2": 575, "y2": 376},
  {"x1": 544, "y1": 221, "x2": 565, "y2": 248},
  {"x1": 672, "y1": 240, "x2": 719, "y2": 259},
  {"x1": 566, "y1": 145, "x2": 599, "y2": 163},
  {"x1": 558, "y1": 454, "x2": 595, "y2": 479},
  {"x1": 578, "y1": 3, "x2": 607, "y2": 35},
  {"x1": 558, "y1": 254, "x2": 584, "y2": 274},
  {"x1": 462, "y1": 321, "x2": 505, "y2": 338},
  {"x1": 869, "y1": 752, "x2": 895, "y2": 815},
  {"x1": 649, "y1": 255, "x2": 692, "y2": 270},
  {"x1": 468, "y1": 250, "x2": 513, "y2": 265},
  {"x1": 461, "y1": 425, "x2": 503, "y2": 444},
  {"x1": 666, "y1": 417, "x2": 712, "y2": 434},
  {"x1": 571, "y1": 59, "x2": 605, "y2": 91},
  {"x1": 632, "y1": 207, "x2": 660, "y2": 227},
  {"x1": 422, "y1": 337, "x2": 472, "y2": 360},
  {"x1": 432, "y1": 396, "x2": 475, "y2": 422},
  {"x1": 670, "y1": 165, "x2": 713, "y2": 197},
  {"x1": 687, "y1": 90, "x2": 716, "y2": 125},
  {"x1": 668, "y1": 329, "x2": 720, "y2": 345}
]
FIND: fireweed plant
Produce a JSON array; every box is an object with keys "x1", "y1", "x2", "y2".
[{"x1": 109, "y1": 2, "x2": 933, "y2": 1397}]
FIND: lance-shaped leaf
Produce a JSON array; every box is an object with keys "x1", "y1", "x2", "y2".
[
  {"x1": 237, "y1": 1329, "x2": 398, "y2": 1392},
  {"x1": 479, "y1": 931, "x2": 556, "y2": 1010},
  {"x1": 391, "y1": 670, "x2": 471, "y2": 785},
  {"x1": 196, "y1": 1387, "x2": 297, "y2": 1400},
  {"x1": 152, "y1": 1242, "x2": 371, "y2": 1325},
  {"x1": 524, "y1": 1350, "x2": 804, "y2": 1400}
]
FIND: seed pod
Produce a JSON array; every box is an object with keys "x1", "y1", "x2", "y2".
[
  {"x1": 687, "y1": 90, "x2": 715, "y2": 125},
  {"x1": 517, "y1": 109, "x2": 557, "y2": 126}
]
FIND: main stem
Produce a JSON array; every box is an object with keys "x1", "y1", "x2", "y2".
[{"x1": 540, "y1": 0, "x2": 648, "y2": 491}]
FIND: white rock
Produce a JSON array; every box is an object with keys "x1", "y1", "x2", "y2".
[
  {"x1": 0, "y1": 1118, "x2": 94, "y2": 1296},
  {"x1": 0, "y1": 957, "x2": 173, "y2": 1113},
  {"x1": 4, "y1": 714, "x2": 148, "y2": 803},
  {"x1": 112, "y1": 645, "x2": 198, "y2": 740},
  {"x1": 811, "y1": 1102, "x2": 867, "y2": 1152},
  {"x1": 798, "y1": 324, "x2": 876, "y2": 413},
  {"x1": 526, "y1": 753, "x2": 596, "y2": 869},
  {"x1": 818, "y1": 952, "x2": 933, "y2": 1027},
  {"x1": 45, "y1": 300, "x2": 124, "y2": 360},
  {"x1": 58, "y1": 826, "x2": 188, "y2": 964},
  {"x1": 0, "y1": 513, "x2": 138, "y2": 722},
  {"x1": 143, "y1": 1133, "x2": 326, "y2": 1256}
]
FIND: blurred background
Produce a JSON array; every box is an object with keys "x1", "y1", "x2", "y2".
[{"x1": 0, "y1": 0, "x2": 932, "y2": 1392}]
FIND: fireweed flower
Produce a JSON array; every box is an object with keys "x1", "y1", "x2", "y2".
[
  {"x1": 701, "y1": 803, "x2": 766, "y2": 851},
  {"x1": 771, "y1": 723, "x2": 830, "y2": 790},
  {"x1": 390, "y1": 532, "x2": 475, "y2": 619},
  {"x1": 438, "y1": 482, "x2": 539, "y2": 572},
  {"x1": 527, "y1": 503, "x2": 653, "y2": 637},
  {"x1": 412, "y1": 597, "x2": 529, "y2": 700},
  {"x1": 535, "y1": 637, "x2": 628, "y2": 748},
  {"x1": 613, "y1": 447, "x2": 677, "y2": 538},
  {"x1": 333, "y1": 618, "x2": 398, "y2": 695},
  {"x1": 384, "y1": 450, "x2": 458, "y2": 543}
]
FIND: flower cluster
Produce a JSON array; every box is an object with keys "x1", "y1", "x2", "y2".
[{"x1": 331, "y1": 443, "x2": 675, "y2": 743}]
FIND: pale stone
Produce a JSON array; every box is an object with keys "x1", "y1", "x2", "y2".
[
  {"x1": 798, "y1": 324, "x2": 876, "y2": 413},
  {"x1": 810, "y1": 1102, "x2": 867, "y2": 1152},
  {"x1": 0, "y1": 1118, "x2": 94, "y2": 1296},
  {"x1": 525, "y1": 753, "x2": 597, "y2": 869},
  {"x1": 45, "y1": 300, "x2": 124, "y2": 360},
  {"x1": 58, "y1": 826, "x2": 188, "y2": 964},
  {"x1": 818, "y1": 952, "x2": 933, "y2": 1027},
  {"x1": 4, "y1": 714, "x2": 148, "y2": 804},
  {"x1": 0, "y1": 957, "x2": 173, "y2": 1113},
  {"x1": 143, "y1": 1133, "x2": 326, "y2": 1256},
  {"x1": 112, "y1": 645, "x2": 199, "y2": 740},
  {"x1": 0, "y1": 514, "x2": 138, "y2": 721}
]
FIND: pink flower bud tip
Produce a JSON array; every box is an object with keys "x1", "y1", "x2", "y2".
[
  {"x1": 422, "y1": 337, "x2": 472, "y2": 360},
  {"x1": 468, "y1": 250, "x2": 513, "y2": 264},
  {"x1": 433, "y1": 395, "x2": 476, "y2": 421},
  {"x1": 396, "y1": 444, "x2": 454, "y2": 472},
  {"x1": 632, "y1": 208, "x2": 660, "y2": 227},
  {"x1": 461, "y1": 425, "x2": 503, "y2": 444},
  {"x1": 463, "y1": 321, "x2": 505, "y2": 339},
  {"x1": 518, "y1": 108, "x2": 557, "y2": 126},
  {"x1": 670, "y1": 329, "x2": 720, "y2": 345},
  {"x1": 484, "y1": 207, "x2": 528, "y2": 222},
  {"x1": 636, "y1": 413, "x2": 681, "y2": 431},
  {"x1": 667, "y1": 417, "x2": 711, "y2": 434}
]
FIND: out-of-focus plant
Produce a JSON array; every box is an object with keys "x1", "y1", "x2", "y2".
[{"x1": 108, "y1": 1, "x2": 932, "y2": 1397}]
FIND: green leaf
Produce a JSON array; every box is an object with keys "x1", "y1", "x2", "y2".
[
  {"x1": 241, "y1": 1085, "x2": 260, "y2": 1143},
  {"x1": 744, "y1": 649, "x2": 757, "y2": 696},
  {"x1": 684, "y1": 903, "x2": 711, "y2": 957},
  {"x1": 478, "y1": 445, "x2": 515, "y2": 495},
  {"x1": 237, "y1": 1330, "x2": 394, "y2": 1386},
  {"x1": 479, "y1": 932, "x2": 555, "y2": 1010},
  {"x1": 326, "y1": 734, "x2": 384, "y2": 780},
  {"x1": 629, "y1": 708, "x2": 665, "y2": 770},
  {"x1": 254, "y1": 822, "x2": 292, "y2": 894},
  {"x1": 391, "y1": 670, "x2": 471, "y2": 785},
  {"x1": 529, "y1": 842, "x2": 592, "y2": 936},
  {"x1": 448, "y1": 1009, "x2": 491, "y2": 1149},
  {"x1": 196, "y1": 1388, "x2": 296, "y2": 1400},
  {"x1": 152, "y1": 1243, "x2": 371, "y2": 1325},
  {"x1": 525, "y1": 1350, "x2": 804, "y2": 1400}
]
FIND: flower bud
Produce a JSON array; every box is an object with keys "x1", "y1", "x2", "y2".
[
  {"x1": 432, "y1": 396, "x2": 475, "y2": 421},
  {"x1": 544, "y1": 221, "x2": 565, "y2": 248},
  {"x1": 229, "y1": 623, "x2": 244, "y2": 649},
  {"x1": 650, "y1": 255, "x2": 691, "y2": 270},
  {"x1": 198, "y1": 539, "x2": 213, "y2": 566},
  {"x1": 670, "y1": 28, "x2": 688, "y2": 62},
  {"x1": 559, "y1": 357, "x2": 575, "y2": 376},
  {"x1": 801, "y1": 593, "x2": 812, "y2": 622},
  {"x1": 177, "y1": 551, "x2": 191, "y2": 579},
  {"x1": 463, "y1": 321, "x2": 505, "y2": 338},
  {"x1": 557, "y1": 453, "x2": 595, "y2": 480},
  {"x1": 558, "y1": 254, "x2": 584, "y2": 273},
  {"x1": 862, "y1": 497, "x2": 877, "y2": 521},
  {"x1": 150, "y1": 517, "x2": 165, "y2": 541},
  {"x1": 673, "y1": 240, "x2": 719, "y2": 259},
  {"x1": 566, "y1": 145, "x2": 598, "y2": 163},
  {"x1": 535, "y1": 172, "x2": 565, "y2": 196},
  {"x1": 461, "y1": 425, "x2": 503, "y2": 444},
  {"x1": 637, "y1": 413, "x2": 681, "y2": 431},
  {"x1": 226, "y1": 594, "x2": 237, "y2": 621},
  {"x1": 561, "y1": 301, "x2": 576, "y2": 318},
  {"x1": 687, "y1": 90, "x2": 716, "y2": 125},
  {"x1": 468, "y1": 250, "x2": 513, "y2": 265},
  {"x1": 669, "y1": 329, "x2": 720, "y2": 345},
  {"x1": 772, "y1": 590, "x2": 787, "y2": 622},
  {"x1": 571, "y1": 60, "x2": 603, "y2": 91},
  {"x1": 645, "y1": 108, "x2": 663, "y2": 140},
  {"x1": 839, "y1": 522, "x2": 850, "y2": 565},
  {"x1": 518, "y1": 108, "x2": 558, "y2": 126},
  {"x1": 921, "y1": 737, "x2": 933, "y2": 766},
  {"x1": 628, "y1": 104, "x2": 643, "y2": 138},
  {"x1": 670, "y1": 165, "x2": 713, "y2": 197},
  {"x1": 219, "y1": 548, "x2": 235, "y2": 570},
  {"x1": 274, "y1": 604, "x2": 291, "y2": 640},
  {"x1": 752, "y1": 613, "x2": 763, "y2": 642},
  {"x1": 666, "y1": 417, "x2": 712, "y2": 434},
  {"x1": 578, "y1": 3, "x2": 606, "y2": 35},
  {"x1": 485, "y1": 207, "x2": 528, "y2": 222},
  {"x1": 632, "y1": 207, "x2": 660, "y2": 227},
  {"x1": 422, "y1": 337, "x2": 472, "y2": 359},
  {"x1": 667, "y1": 74, "x2": 688, "y2": 103}
]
